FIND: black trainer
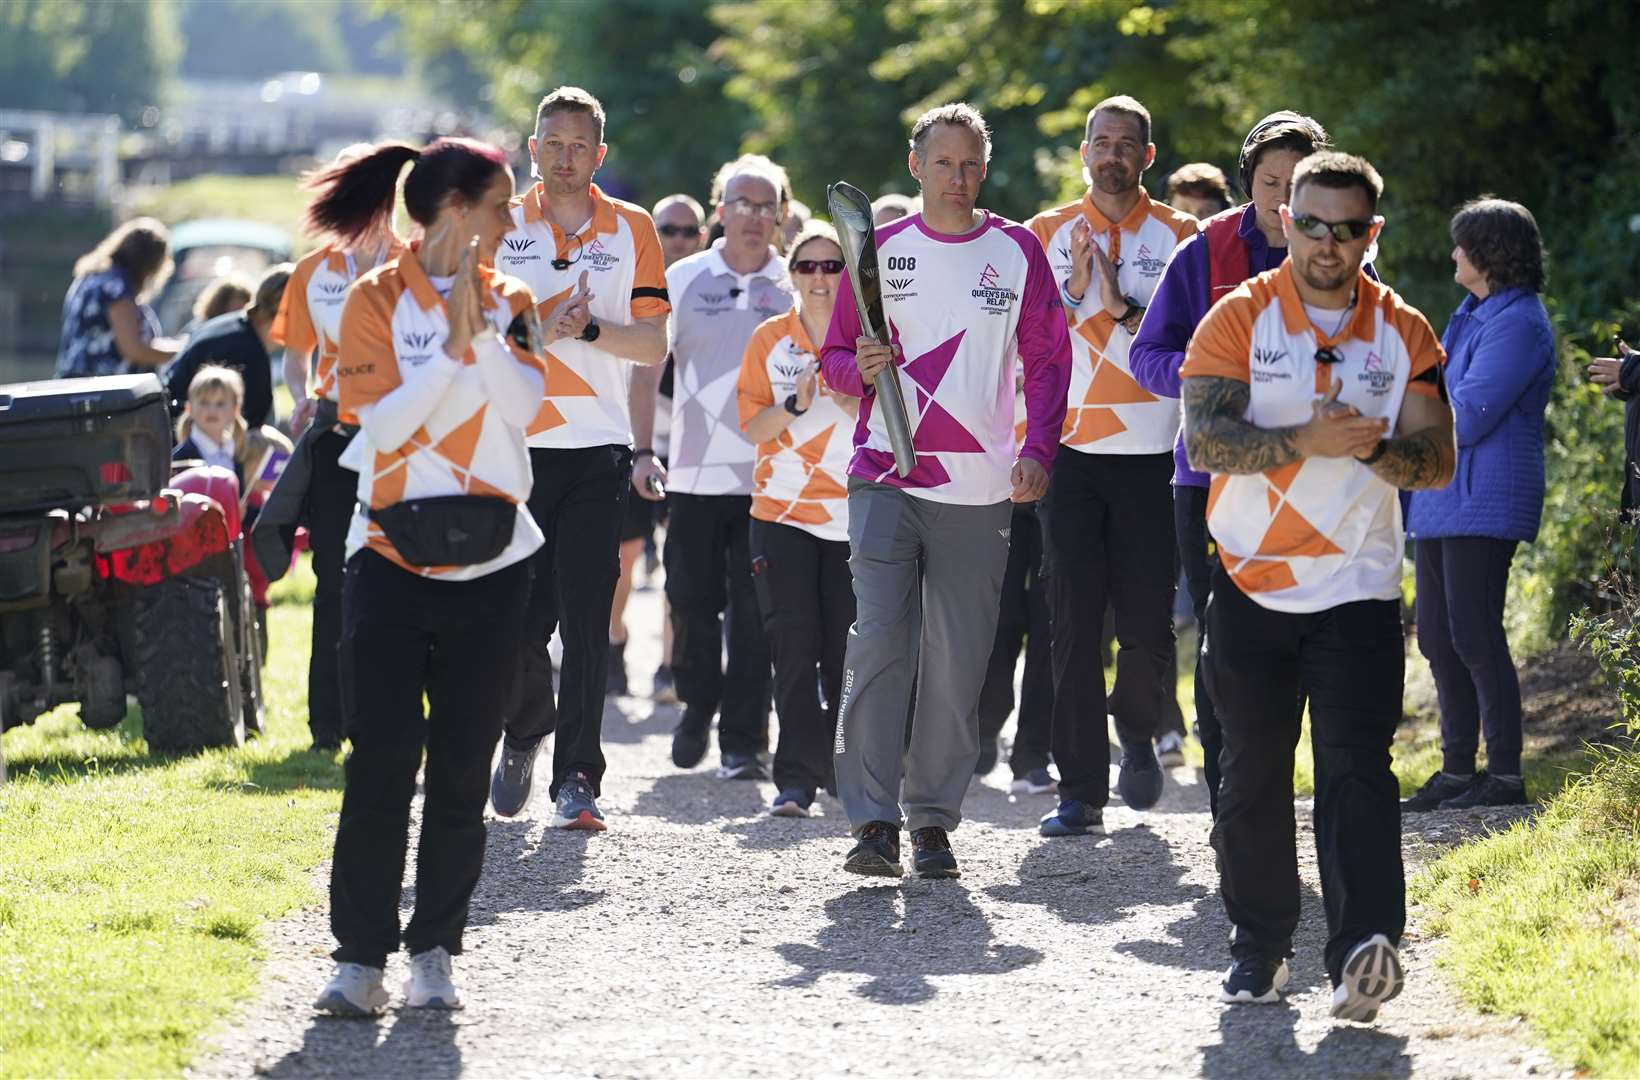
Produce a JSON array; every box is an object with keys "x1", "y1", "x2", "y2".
[
  {"x1": 910, "y1": 826, "x2": 960, "y2": 879},
  {"x1": 1218, "y1": 955, "x2": 1291, "y2": 1004},
  {"x1": 671, "y1": 707, "x2": 710, "y2": 769},
  {"x1": 1117, "y1": 740, "x2": 1164, "y2": 810},
  {"x1": 1401, "y1": 769, "x2": 1477, "y2": 812},
  {"x1": 844, "y1": 821, "x2": 903, "y2": 876},
  {"x1": 1439, "y1": 771, "x2": 1527, "y2": 810}
]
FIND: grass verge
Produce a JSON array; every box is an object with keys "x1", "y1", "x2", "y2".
[
  {"x1": 0, "y1": 560, "x2": 341, "y2": 1078},
  {"x1": 1411, "y1": 746, "x2": 1640, "y2": 1077}
]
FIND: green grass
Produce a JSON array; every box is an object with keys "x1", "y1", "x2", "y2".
[
  {"x1": 0, "y1": 560, "x2": 342, "y2": 1078},
  {"x1": 1412, "y1": 747, "x2": 1640, "y2": 1077},
  {"x1": 125, "y1": 175, "x2": 316, "y2": 256}
]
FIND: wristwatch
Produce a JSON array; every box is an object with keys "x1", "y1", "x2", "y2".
[
  {"x1": 783, "y1": 393, "x2": 808, "y2": 417},
  {"x1": 1357, "y1": 439, "x2": 1389, "y2": 465},
  {"x1": 579, "y1": 315, "x2": 601, "y2": 343}
]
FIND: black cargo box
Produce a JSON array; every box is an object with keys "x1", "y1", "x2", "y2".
[{"x1": 0, "y1": 374, "x2": 172, "y2": 514}]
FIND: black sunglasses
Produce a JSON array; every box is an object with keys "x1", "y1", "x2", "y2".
[
  {"x1": 792, "y1": 259, "x2": 845, "y2": 275},
  {"x1": 1315, "y1": 346, "x2": 1343, "y2": 365},
  {"x1": 657, "y1": 224, "x2": 699, "y2": 238},
  {"x1": 1290, "y1": 214, "x2": 1377, "y2": 243}
]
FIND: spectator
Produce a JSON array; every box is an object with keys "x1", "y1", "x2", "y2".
[
  {"x1": 187, "y1": 273, "x2": 254, "y2": 333},
  {"x1": 1404, "y1": 197, "x2": 1555, "y2": 812},
  {"x1": 1586, "y1": 339, "x2": 1640, "y2": 560},
  {"x1": 57, "y1": 217, "x2": 177, "y2": 377},
  {"x1": 163, "y1": 263, "x2": 292, "y2": 428},
  {"x1": 1164, "y1": 162, "x2": 1233, "y2": 219},
  {"x1": 781, "y1": 197, "x2": 812, "y2": 249},
  {"x1": 173, "y1": 365, "x2": 248, "y2": 476},
  {"x1": 871, "y1": 192, "x2": 920, "y2": 226}
]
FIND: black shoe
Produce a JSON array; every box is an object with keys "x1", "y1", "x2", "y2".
[
  {"x1": 489, "y1": 740, "x2": 538, "y2": 818},
  {"x1": 605, "y1": 641, "x2": 628, "y2": 697},
  {"x1": 974, "y1": 737, "x2": 999, "y2": 776},
  {"x1": 716, "y1": 752, "x2": 768, "y2": 781},
  {"x1": 910, "y1": 826, "x2": 961, "y2": 879},
  {"x1": 844, "y1": 821, "x2": 903, "y2": 877},
  {"x1": 1438, "y1": 771, "x2": 1527, "y2": 810},
  {"x1": 1219, "y1": 955, "x2": 1291, "y2": 1004},
  {"x1": 1117, "y1": 740, "x2": 1164, "y2": 810},
  {"x1": 671, "y1": 708, "x2": 710, "y2": 769},
  {"x1": 1401, "y1": 770, "x2": 1477, "y2": 812}
]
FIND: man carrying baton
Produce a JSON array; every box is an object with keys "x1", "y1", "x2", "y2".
[{"x1": 822, "y1": 103, "x2": 1072, "y2": 879}]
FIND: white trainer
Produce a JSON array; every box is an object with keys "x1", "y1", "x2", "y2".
[
  {"x1": 1155, "y1": 731, "x2": 1186, "y2": 768},
  {"x1": 1330, "y1": 934, "x2": 1405, "y2": 1022},
  {"x1": 314, "y1": 962, "x2": 389, "y2": 1016},
  {"x1": 404, "y1": 946, "x2": 464, "y2": 1009}
]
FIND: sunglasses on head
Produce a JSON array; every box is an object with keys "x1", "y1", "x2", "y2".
[
  {"x1": 657, "y1": 224, "x2": 699, "y2": 238},
  {"x1": 1290, "y1": 214, "x2": 1378, "y2": 243},
  {"x1": 792, "y1": 258, "x2": 844, "y2": 275}
]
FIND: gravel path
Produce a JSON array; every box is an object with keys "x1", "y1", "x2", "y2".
[{"x1": 192, "y1": 585, "x2": 1560, "y2": 1080}]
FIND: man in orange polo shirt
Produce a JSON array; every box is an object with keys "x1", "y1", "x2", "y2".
[{"x1": 1181, "y1": 151, "x2": 1454, "y2": 1020}]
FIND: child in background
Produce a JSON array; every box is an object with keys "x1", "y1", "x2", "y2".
[{"x1": 173, "y1": 365, "x2": 248, "y2": 476}]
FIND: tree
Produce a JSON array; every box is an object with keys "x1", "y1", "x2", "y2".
[{"x1": 0, "y1": 0, "x2": 176, "y2": 121}]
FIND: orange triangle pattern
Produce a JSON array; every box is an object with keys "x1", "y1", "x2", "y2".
[
  {"x1": 1229, "y1": 557, "x2": 1299, "y2": 594},
  {"x1": 528, "y1": 400, "x2": 568, "y2": 435},
  {"x1": 799, "y1": 469, "x2": 848, "y2": 501},
  {"x1": 1255, "y1": 501, "x2": 1345, "y2": 559},
  {"x1": 792, "y1": 424, "x2": 835, "y2": 467},
  {"x1": 1267, "y1": 488, "x2": 1281, "y2": 514},
  {"x1": 1265, "y1": 461, "x2": 1303, "y2": 493},
  {"x1": 432, "y1": 405, "x2": 487, "y2": 472},
  {"x1": 1088, "y1": 358, "x2": 1157, "y2": 406},
  {"x1": 543, "y1": 351, "x2": 598, "y2": 397},
  {"x1": 1076, "y1": 316, "x2": 1114, "y2": 355},
  {"x1": 1065, "y1": 406, "x2": 1127, "y2": 445}
]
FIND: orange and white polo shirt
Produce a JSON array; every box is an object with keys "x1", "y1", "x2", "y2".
[
  {"x1": 737, "y1": 310, "x2": 853, "y2": 543},
  {"x1": 1179, "y1": 262, "x2": 1445, "y2": 613},
  {"x1": 271, "y1": 239, "x2": 403, "y2": 423},
  {"x1": 1030, "y1": 188, "x2": 1197, "y2": 455},
  {"x1": 336, "y1": 252, "x2": 547, "y2": 581},
  {"x1": 495, "y1": 182, "x2": 670, "y2": 450}
]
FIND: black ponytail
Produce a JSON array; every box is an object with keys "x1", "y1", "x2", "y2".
[{"x1": 303, "y1": 142, "x2": 420, "y2": 245}]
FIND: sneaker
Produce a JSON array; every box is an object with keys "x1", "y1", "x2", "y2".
[
  {"x1": 1219, "y1": 955, "x2": 1291, "y2": 1004},
  {"x1": 314, "y1": 962, "x2": 388, "y2": 1016},
  {"x1": 1156, "y1": 731, "x2": 1186, "y2": 768},
  {"x1": 489, "y1": 741, "x2": 538, "y2": 818},
  {"x1": 974, "y1": 737, "x2": 999, "y2": 776},
  {"x1": 843, "y1": 820, "x2": 903, "y2": 876},
  {"x1": 551, "y1": 772, "x2": 607, "y2": 830},
  {"x1": 1039, "y1": 798, "x2": 1104, "y2": 837},
  {"x1": 671, "y1": 707, "x2": 709, "y2": 769},
  {"x1": 404, "y1": 947, "x2": 463, "y2": 1010},
  {"x1": 606, "y1": 640, "x2": 628, "y2": 697},
  {"x1": 1401, "y1": 769, "x2": 1478, "y2": 812},
  {"x1": 770, "y1": 788, "x2": 813, "y2": 817},
  {"x1": 717, "y1": 752, "x2": 768, "y2": 781},
  {"x1": 652, "y1": 665, "x2": 678, "y2": 705},
  {"x1": 1117, "y1": 740, "x2": 1165, "y2": 810},
  {"x1": 1439, "y1": 771, "x2": 1528, "y2": 810},
  {"x1": 1009, "y1": 768, "x2": 1058, "y2": 796},
  {"x1": 1331, "y1": 934, "x2": 1404, "y2": 1023},
  {"x1": 910, "y1": 825, "x2": 961, "y2": 879}
]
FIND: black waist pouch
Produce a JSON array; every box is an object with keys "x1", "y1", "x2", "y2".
[{"x1": 369, "y1": 495, "x2": 515, "y2": 567}]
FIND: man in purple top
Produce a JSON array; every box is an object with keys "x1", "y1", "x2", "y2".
[
  {"x1": 821, "y1": 103, "x2": 1071, "y2": 880},
  {"x1": 1129, "y1": 111, "x2": 1329, "y2": 816}
]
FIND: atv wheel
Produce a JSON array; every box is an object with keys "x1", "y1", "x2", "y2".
[
  {"x1": 76, "y1": 648, "x2": 127, "y2": 730},
  {"x1": 133, "y1": 576, "x2": 245, "y2": 753}
]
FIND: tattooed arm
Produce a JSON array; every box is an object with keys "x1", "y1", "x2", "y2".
[
  {"x1": 1182, "y1": 374, "x2": 1387, "y2": 475},
  {"x1": 1361, "y1": 389, "x2": 1456, "y2": 489}
]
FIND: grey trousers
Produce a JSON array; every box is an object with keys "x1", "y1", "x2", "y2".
[{"x1": 834, "y1": 479, "x2": 1013, "y2": 834}]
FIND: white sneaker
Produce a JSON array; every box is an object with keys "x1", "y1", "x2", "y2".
[
  {"x1": 1330, "y1": 934, "x2": 1405, "y2": 1023},
  {"x1": 1155, "y1": 731, "x2": 1186, "y2": 768},
  {"x1": 314, "y1": 962, "x2": 388, "y2": 1016},
  {"x1": 404, "y1": 947, "x2": 464, "y2": 1010}
]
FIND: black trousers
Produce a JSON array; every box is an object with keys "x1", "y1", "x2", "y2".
[
  {"x1": 306, "y1": 428, "x2": 357, "y2": 748},
  {"x1": 1205, "y1": 567, "x2": 1405, "y2": 983},
  {"x1": 1174, "y1": 483, "x2": 1223, "y2": 814},
  {"x1": 748, "y1": 518, "x2": 853, "y2": 797},
  {"x1": 1415, "y1": 537, "x2": 1523, "y2": 777},
  {"x1": 1040, "y1": 450, "x2": 1177, "y2": 806},
  {"x1": 978, "y1": 506, "x2": 1053, "y2": 777},
  {"x1": 331, "y1": 551, "x2": 529, "y2": 969},
  {"x1": 504, "y1": 445, "x2": 631, "y2": 798},
  {"x1": 665, "y1": 492, "x2": 772, "y2": 757}
]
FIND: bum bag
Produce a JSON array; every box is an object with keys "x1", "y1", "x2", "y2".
[{"x1": 368, "y1": 495, "x2": 515, "y2": 567}]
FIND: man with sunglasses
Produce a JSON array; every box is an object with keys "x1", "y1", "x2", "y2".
[
  {"x1": 488, "y1": 86, "x2": 671, "y2": 832},
  {"x1": 1028, "y1": 95, "x2": 1199, "y2": 840},
  {"x1": 1180, "y1": 152, "x2": 1454, "y2": 1020},
  {"x1": 638, "y1": 154, "x2": 794, "y2": 780}
]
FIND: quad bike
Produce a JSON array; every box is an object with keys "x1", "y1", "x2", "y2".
[{"x1": 0, "y1": 374, "x2": 263, "y2": 763}]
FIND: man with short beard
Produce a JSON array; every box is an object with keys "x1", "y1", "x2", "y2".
[
  {"x1": 488, "y1": 86, "x2": 671, "y2": 831},
  {"x1": 1181, "y1": 151, "x2": 1454, "y2": 1019},
  {"x1": 1028, "y1": 95, "x2": 1198, "y2": 840}
]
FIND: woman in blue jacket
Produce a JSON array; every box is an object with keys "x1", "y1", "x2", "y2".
[{"x1": 1404, "y1": 198, "x2": 1554, "y2": 811}]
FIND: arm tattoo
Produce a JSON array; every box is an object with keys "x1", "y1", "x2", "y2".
[
  {"x1": 1366, "y1": 428, "x2": 1455, "y2": 490},
  {"x1": 1181, "y1": 376, "x2": 1305, "y2": 476}
]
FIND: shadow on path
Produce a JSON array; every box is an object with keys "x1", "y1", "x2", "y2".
[
  {"x1": 599, "y1": 694, "x2": 677, "y2": 745},
  {"x1": 467, "y1": 820, "x2": 604, "y2": 925},
  {"x1": 629, "y1": 770, "x2": 768, "y2": 826},
  {"x1": 987, "y1": 824, "x2": 1208, "y2": 928},
  {"x1": 771, "y1": 882, "x2": 1042, "y2": 1005},
  {"x1": 258, "y1": 1009, "x2": 464, "y2": 1079},
  {"x1": 1200, "y1": 1005, "x2": 1410, "y2": 1079}
]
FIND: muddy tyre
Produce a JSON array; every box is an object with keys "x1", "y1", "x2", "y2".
[{"x1": 134, "y1": 576, "x2": 245, "y2": 753}]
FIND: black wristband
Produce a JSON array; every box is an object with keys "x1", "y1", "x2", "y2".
[
  {"x1": 1357, "y1": 439, "x2": 1389, "y2": 465},
  {"x1": 633, "y1": 448, "x2": 656, "y2": 462},
  {"x1": 1118, "y1": 301, "x2": 1144, "y2": 325},
  {"x1": 783, "y1": 393, "x2": 808, "y2": 417},
  {"x1": 579, "y1": 316, "x2": 601, "y2": 343}
]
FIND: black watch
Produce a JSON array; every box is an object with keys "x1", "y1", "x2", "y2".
[
  {"x1": 1357, "y1": 438, "x2": 1389, "y2": 465},
  {"x1": 579, "y1": 316, "x2": 601, "y2": 343},
  {"x1": 783, "y1": 393, "x2": 808, "y2": 417}
]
